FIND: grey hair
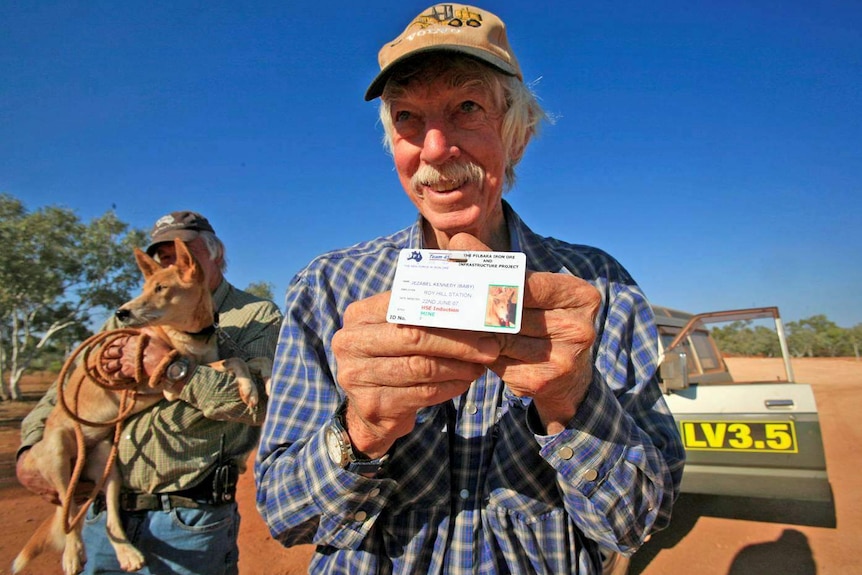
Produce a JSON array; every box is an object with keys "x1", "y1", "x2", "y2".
[
  {"x1": 151, "y1": 231, "x2": 227, "y2": 274},
  {"x1": 378, "y1": 54, "x2": 546, "y2": 190},
  {"x1": 199, "y1": 230, "x2": 228, "y2": 274}
]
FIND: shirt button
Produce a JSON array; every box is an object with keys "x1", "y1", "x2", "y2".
[
  {"x1": 466, "y1": 404, "x2": 478, "y2": 415},
  {"x1": 558, "y1": 446, "x2": 575, "y2": 460},
  {"x1": 353, "y1": 510, "x2": 368, "y2": 522},
  {"x1": 583, "y1": 468, "x2": 599, "y2": 482},
  {"x1": 459, "y1": 489, "x2": 470, "y2": 500},
  {"x1": 369, "y1": 488, "x2": 381, "y2": 498}
]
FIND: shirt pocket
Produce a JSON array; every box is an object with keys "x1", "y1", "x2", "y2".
[{"x1": 484, "y1": 411, "x2": 563, "y2": 520}]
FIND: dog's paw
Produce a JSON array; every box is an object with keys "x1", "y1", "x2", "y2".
[
  {"x1": 246, "y1": 357, "x2": 273, "y2": 381},
  {"x1": 239, "y1": 382, "x2": 259, "y2": 410},
  {"x1": 61, "y1": 539, "x2": 85, "y2": 575},
  {"x1": 116, "y1": 544, "x2": 146, "y2": 572},
  {"x1": 246, "y1": 356, "x2": 273, "y2": 397}
]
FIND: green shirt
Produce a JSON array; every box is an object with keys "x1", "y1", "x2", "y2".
[{"x1": 20, "y1": 280, "x2": 283, "y2": 493}]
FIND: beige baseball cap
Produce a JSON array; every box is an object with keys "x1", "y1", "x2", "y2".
[{"x1": 365, "y1": 4, "x2": 522, "y2": 101}]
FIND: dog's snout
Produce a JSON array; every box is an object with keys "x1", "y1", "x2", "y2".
[{"x1": 115, "y1": 308, "x2": 131, "y2": 322}]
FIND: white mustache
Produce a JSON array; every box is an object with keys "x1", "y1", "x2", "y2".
[{"x1": 412, "y1": 162, "x2": 485, "y2": 192}]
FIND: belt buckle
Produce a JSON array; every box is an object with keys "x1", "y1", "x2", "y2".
[
  {"x1": 119, "y1": 492, "x2": 135, "y2": 511},
  {"x1": 120, "y1": 492, "x2": 157, "y2": 512}
]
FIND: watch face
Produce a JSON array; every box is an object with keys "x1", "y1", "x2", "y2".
[
  {"x1": 324, "y1": 426, "x2": 344, "y2": 465},
  {"x1": 167, "y1": 359, "x2": 188, "y2": 382}
]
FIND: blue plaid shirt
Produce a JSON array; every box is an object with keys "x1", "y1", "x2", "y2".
[{"x1": 256, "y1": 201, "x2": 684, "y2": 574}]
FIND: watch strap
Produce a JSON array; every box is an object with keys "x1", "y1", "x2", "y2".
[
  {"x1": 331, "y1": 400, "x2": 390, "y2": 476},
  {"x1": 346, "y1": 457, "x2": 389, "y2": 476}
]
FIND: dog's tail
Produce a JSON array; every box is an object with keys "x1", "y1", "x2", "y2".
[{"x1": 12, "y1": 512, "x2": 65, "y2": 573}]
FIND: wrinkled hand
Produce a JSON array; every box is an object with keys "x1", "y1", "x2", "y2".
[
  {"x1": 450, "y1": 233, "x2": 601, "y2": 434},
  {"x1": 100, "y1": 332, "x2": 177, "y2": 394},
  {"x1": 331, "y1": 232, "x2": 602, "y2": 457},
  {"x1": 16, "y1": 449, "x2": 93, "y2": 505},
  {"x1": 331, "y1": 292, "x2": 500, "y2": 459}
]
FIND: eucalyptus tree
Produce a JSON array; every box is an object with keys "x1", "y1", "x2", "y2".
[{"x1": 0, "y1": 194, "x2": 146, "y2": 399}]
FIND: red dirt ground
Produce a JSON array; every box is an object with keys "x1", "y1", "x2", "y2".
[{"x1": 1, "y1": 357, "x2": 860, "y2": 574}]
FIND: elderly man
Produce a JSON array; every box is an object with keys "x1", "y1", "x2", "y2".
[
  {"x1": 18, "y1": 211, "x2": 282, "y2": 575},
  {"x1": 256, "y1": 5, "x2": 684, "y2": 574}
]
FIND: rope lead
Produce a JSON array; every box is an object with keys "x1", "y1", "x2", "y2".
[{"x1": 57, "y1": 329, "x2": 179, "y2": 533}]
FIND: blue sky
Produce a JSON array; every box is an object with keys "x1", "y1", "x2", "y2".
[{"x1": 3, "y1": 1, "x2": 861, "y2": 327}]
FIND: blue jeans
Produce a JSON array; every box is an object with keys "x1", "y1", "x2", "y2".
[{"x1": 81, "y1": 497, "x2": 240, "y2": 575}]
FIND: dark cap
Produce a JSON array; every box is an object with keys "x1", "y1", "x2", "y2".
[{"x1": 145, "y1": 211, "x2": 215, "y2": 255}]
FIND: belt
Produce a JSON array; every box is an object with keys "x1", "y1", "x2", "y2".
[
  {"x1": 95, "y1": 471, "x2": 234, "y2": 512},
  {"x1": 119, "y1": 492, "x2": 211, "y2": 511}
]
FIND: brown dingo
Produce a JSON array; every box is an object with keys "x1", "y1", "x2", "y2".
[{"x1": 485, "y1": 286, "x2": 517, "y2": 327}]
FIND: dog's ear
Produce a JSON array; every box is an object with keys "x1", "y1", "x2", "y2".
[
  {"x1": 174, "y1": 239, "x2": 205, "y2": 284},
  {"x1": 134, "y1": 248, "x2": 162, "y2": 279}
]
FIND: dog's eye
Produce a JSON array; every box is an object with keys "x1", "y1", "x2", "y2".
[{"x1": 154, "y1": 284, "x2": 164, "y2": 293}]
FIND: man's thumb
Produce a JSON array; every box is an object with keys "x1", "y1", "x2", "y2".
[{"x1": 448, "y1": 233, "x2": 491, "y2": 252}]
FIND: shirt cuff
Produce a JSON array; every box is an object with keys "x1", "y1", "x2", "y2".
[{"x1": 530, "y1": 375, "x2": 631, "y2": 495}]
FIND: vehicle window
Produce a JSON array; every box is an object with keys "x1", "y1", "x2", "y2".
[
  {"x1": 691, "y1": 331, "x2": 722, "y2": 372},
  {"x1": 659, "y1": 332, "x2": 675, "y2": 350},
  {"x1": 659, "y1": 328, "x2": 697, "y2": 374}
]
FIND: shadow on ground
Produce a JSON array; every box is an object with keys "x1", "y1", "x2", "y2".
[{"x1": 630, "y1": 493, "x2": 836, "y2": 574}]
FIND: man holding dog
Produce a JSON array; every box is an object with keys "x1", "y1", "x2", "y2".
[
  {"x1": 17, "y1": 211, "x2": 282, "y2": 574},
  {"x1": 256, "y1": 4, "x2": 685, "y2": 574}
]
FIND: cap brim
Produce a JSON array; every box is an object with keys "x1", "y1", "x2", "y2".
[
  {"x1": 364, "y1": 46, "x2": 520, "y2": 101},
  {"x1": 145, "y1": 230, "x2": 200, "y2": 256}
]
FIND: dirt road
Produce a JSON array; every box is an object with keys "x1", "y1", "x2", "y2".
[{"x1": 1, "y1": 357, "x2": 859, "y2": 574}]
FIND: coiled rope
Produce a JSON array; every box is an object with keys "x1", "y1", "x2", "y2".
[{"x1": 56, "y1": 329, "x2": 179, "y2": 533}]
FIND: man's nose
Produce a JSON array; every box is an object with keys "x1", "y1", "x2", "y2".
[{"x1": 420, "y1": 125, "x2": 460, "y2": 164}]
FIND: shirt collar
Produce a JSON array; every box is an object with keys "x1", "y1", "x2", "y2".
[{"x1": 211, "y1": 279, "x2": 231, "y2": 311}]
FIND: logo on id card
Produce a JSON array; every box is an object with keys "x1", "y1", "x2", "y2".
[{"x1": 387, "y1": 249, "x2": 527, "y2": 333}]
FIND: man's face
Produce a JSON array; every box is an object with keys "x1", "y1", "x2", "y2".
[
  {"x1": 387, "y1": 73, "x2": 509, "y2": 250},
  {"x1": 153, "y1": 237, "x2": 221, "y2": 291}
]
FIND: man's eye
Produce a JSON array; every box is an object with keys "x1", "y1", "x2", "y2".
[
  {"x1": 460, "y1": 100, "x2": 480, "y2": 113},
  {"x1": 394, "y1": 110, "x2": 411, "y2": 122}
]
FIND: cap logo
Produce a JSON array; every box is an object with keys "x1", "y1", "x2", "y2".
[
  {"x1": 408, "y1": 4, "x2": 482, "y2": 28},
  {"x1": 414, "y1": 4, "x2": 483, "y2": 28},
  {"x1": 154, "y1": 214, "x2": 177, "y2": 229},
  {"x1": 394, "y1": 4, "x2": 483, "y2": 46}
]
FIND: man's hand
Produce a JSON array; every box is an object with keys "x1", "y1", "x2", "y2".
[
  {"x1": 449, "y1": 233, "x2": 601, "y2": 435},
  {"x1": 331, "y1": 231, "x2": 601, "y2": 459},
  {"x1": 16, "y1": 449, "x2": 93, "y2": 505},
  {"x1": 331, "y1": 293, "x2": 500, "y2": 459},
  {"x1": 100, "y1": 332, "x2": 179, "y2": 396}
]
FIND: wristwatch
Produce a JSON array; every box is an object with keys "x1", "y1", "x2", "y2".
[
  {"x1": 165, "y1": 356, "x2": 192, "y2": 385},
  {"x1": 324, "y1": 402, "x2": 389, "y2": 476}
]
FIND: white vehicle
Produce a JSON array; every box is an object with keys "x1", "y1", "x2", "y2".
[
  {"x1": 654, "y1": 305, "x2": 832, "y2": 503},
  {"x1": 604, "y1": 306, "x2": 834, "y2": 575}
]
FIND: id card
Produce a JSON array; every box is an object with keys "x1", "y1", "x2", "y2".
[{"x1": 387, "y1": 249, "x2": 526, "y2": 333}]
